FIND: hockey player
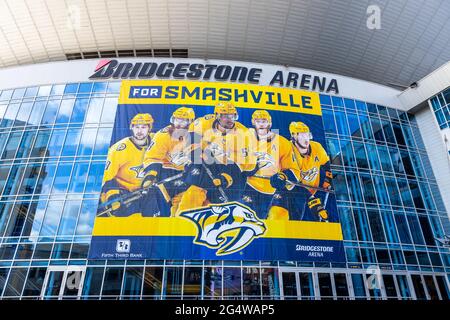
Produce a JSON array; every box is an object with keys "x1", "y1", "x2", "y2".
[
  {"x1": 176, "y1": 102, "x2": 256, "y2": 213},
  {"x1": 140, "y1": 107, "x2": 195, "y2": 216},
  {"x1": 99, "y1": 113, "x2": 154, "y2": 216},
  {"x1": 271, "y1": 121, "x2": 332, "y2": 221},
  {"x1": 241, "y1": 110, "x2": 299, "y2": 220}
]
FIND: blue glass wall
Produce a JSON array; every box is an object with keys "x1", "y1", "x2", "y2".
[
  {"x1": 0, "y1": 82, "x2": 449, "y2": 300},
  {"x1": 429, "y1": 87, "x2": 450, "y2": 130}
]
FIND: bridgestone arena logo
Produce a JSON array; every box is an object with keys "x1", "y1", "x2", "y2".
[{"x1": 89, "y1": 59, "x2": 339, "y2": 94}]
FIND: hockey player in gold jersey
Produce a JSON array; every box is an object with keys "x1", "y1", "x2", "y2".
[
  {"x1": 140, "y1": 107, "x2": 195, "y2": 216},
  {"x1": 277, "y1": 121, "x2": 333, "y2": 221},
  {"x1": 176, "y1": 102, "x2": 257, "y2": 213},
  {"x1": 99, "y1": 113, "x2": 154, "y2": 216},
  {"x1": 241, "y1": 110, "x2": 299, "y2": 220}
]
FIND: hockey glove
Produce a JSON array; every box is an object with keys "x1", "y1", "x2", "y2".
[
  {"x1": 322, "y1": 170, "x2": 333, "y2": 190},
  {"x1": 212, "y1": 173, "x2": 234, "y2": 188},
  {"x1": 270, "y1": 171, "x2": 289, "y2": 190},
  {"x1": 307, "y1": 195, "x2": 329, "y2": 222}
]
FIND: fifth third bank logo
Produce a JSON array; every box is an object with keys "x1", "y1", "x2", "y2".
[{"x1": 116, "y1": 239, "x2": 131, "y2": 253}]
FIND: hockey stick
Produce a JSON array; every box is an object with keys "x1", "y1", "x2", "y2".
[
  {"x1": 97, "y1": 172, "x2": 184, "y2": 217},
  {"x1": 202, "y1": 163, "x2": 229, "y2": 203},
  {"x1": 254, "y1": 174, "x2": 334, "y2": 194}
]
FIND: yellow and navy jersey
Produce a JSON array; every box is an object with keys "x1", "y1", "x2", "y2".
[
  {"x1": 142, "y1": 125, "x2": 189, "y2": 172},
  {"x1": 188, "y1": 114, "x2": 257, "y2": 172},
  {"x1": 292, "y1": 140, "x2": 329, "y2": 189},
  {"x1": 102, "y1": 135, "x2": 152, "y2": 192},
  {"x1": 247, "y1": 129, "x2": 300, "y2": 194}
]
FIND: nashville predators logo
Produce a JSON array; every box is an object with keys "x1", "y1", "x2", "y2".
[
  {"x1": 301, "y1": 167, "x2": 318, "y2": 182},
  {"x1": 180, "y1": 202, "x2": 266, "y2": 256}
]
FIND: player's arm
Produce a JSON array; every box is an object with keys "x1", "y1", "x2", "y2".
[
  {"x1": 100, "y1": 145, "x2": 122, "y2": 204},
  {"x1": 318, "y1": 144, "x2": 333, "y2": 190},
  {"x1": 270, "y1": 139, "x2": 299, "y2": 190}
]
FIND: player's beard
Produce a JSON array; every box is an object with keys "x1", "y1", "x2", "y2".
[
  {"x1": 132, "y1": 134, "x2": 147, "y2": 146},
  {"x1": 218, "y1": 119, "x2": 235, "y2": 131}
]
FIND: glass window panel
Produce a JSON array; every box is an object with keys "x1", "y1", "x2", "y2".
[
  {"x1": 0, "y1": 132, "x2": 9, "y2": 157},
  {"x1": 51, "y1": 243, "x2": 71, "y2": 259},
  {"x1": 394, "y1": 213, "x2": 412, "y2": 244},
  {"x1": 243, "y1": 267, "x2": 261, "y2": 298},
  {"x1": 93, "y1": 82, "x2": 107, "y2": 93},
  {"x1": 367, "y1": 210, "x2": 386, "y2": 242},
  {"x1": 102, "y1": 267, "x2": 124, "y2": 297},
  {"x1": 381, "y1": 120, "x2": 396, "y2": 144},
  {"x1": 77, "y1": 128, "x2": 97, "y2": 156},
  {"x1": 373, "y1": 176, "x2": 390, "y2": 205},
  {"x1": 0, "y1": 89, "x2": 13, "y2": 101},
  {"x1": 338, "y1": 206, "x2": 357, "y2": 241},
  {"x1": 389, "y1": 147, "x2": 404, "y2": 174},
  {"x1": 163, "y1": 267, "x2": 182, "y2": 297},
  {"x1": 318, "y1": 273, "x2": 333, "y2": 300},
  {"x1": 411, "y1": 275, "x2": 427, "y2": 300},
  {"x1": 333, "y1": 171, "x2": 349, "y2": 201},
  {"x1": 3, "y1": 201, "x2": 30, "y2": 237},
  {"x1": 32, "y1": 243, "x2": 52, "y2": 260},
  {"x1": 64, "y1": 83, "x2": 78, "y2": 95},
  {"x1": 390, "y1": 250, "x2": 405, "y2": 265},
  {"x1": 93, "y1": 128, "x2": 113, "y2": 156},
  {"x1": 142, "y1": 266, "x2": 163, "y2": 298},
  {"x1": 50, "y1": 84, "x2": 65, "y2": 96},
  {"x1": 183, "y1": 267, "x2": 202, "y2": 297},
  {"x1": 2, "y1": 164, "x2": 26, "y2": 197},
  {"x1": 347, "y1": 113, "x2": 361, "y2": 138},
  {"x1": 3, "y1": 268, "x2": 27, "y2": 297},
  {"x1": 345, "y1": 172, "x2": 364, "y2": 203},
  {"x1": 359, "y1": 114, "x2": 373, "y2": 140},
  {"x1": 40, "y1": 100, "x2": 60, "y2": 125},
  {"x1": 78, "y1": 82, "x2": 93, "y2": 93},
  {"x1": 397, "y1": 179, "x2": 414, "y2": 208},
  {"x1": 84, "y1": 162, "x2": 105, "y2": 193},
  {"x1": 51, "y1": 163, "x2": 73, "y2": 194},
  {"x1": 24, "y1": 87, "x2": 38, "y2": 97},
  {"x1": 37, "y1": 85, "x2": 52, "y2": 97},
  {"x1": 385, "y1": 178, "x2": 402, "y2": 207},
  {"x1": 223, "y1": 267, "x2": 241, "y2": 298},
  {"x1": 68, "y1": 163, "x2": 89, "y2": 193},
  {"x1": 282, "y1": 272, "x2": 297, "y2": 298},
  {"x1": 429, "y1": 252, "x2": 442, "y2": 266},
  {"x1": 351, "y1": 274, "x2": 367, "y2": 299},
  {"x1": 30, "y1": 130, "x2": 51, "y2": 157},
  {"x1": 334, "y1": 110, "x2": 350, "y2": 136},
  {"x1": 355, "y1": 100, "x2": 367, "y2": 112},
  {"x1": 28, "y1": 101, "x2": 47, "y2": 125},
  {"x1": 122, "y1": 267, "x2": 143, "y2": 298},
  {"x1": 17, "y1": 163, "x2": 40, "y2": 195},
  {"x1": 365, "y1": 144, "x2": 381, "y2": 171},
  {"x1": 352, "y1": 142, "x2": 369, "y2": 169},
  {"x1": 354, "y1": 208, "x2": 372, "y2": 242},
  {"x1": 326, "y1": 138, "x2": 342, "y2": 166},
  {"x1": 57, "y1": 200, "x2": 81, "y2": 236},
  {"x1": 61, "y1": 129, "x2": 81, "y2": 156},
  {"x1": 0, "y1": 164, "x2": 12, "y2": 196},
  {"x1": 2, "y1": 103, "x2": 20, "y2": 127},
  {"x1": 100, "y1": 98, "x2": 118, "y2": 123},
  {"x1": 377, "y1": 145, "x2": 393, "y2": 172},
  {"x1": 35, "y1": 163, "x2": 57, "y2": 194},
  {"x1": 382, "y1": 275, "x2": 398, "y2": 299},
  {"x1": 16, "y1": 130, "x2": 37, "y2": 159},
  {"x1": 55, "y1": 99, "x2": 75, "y2": 123},
  {"x1": 360, "y1": 174, "x2": 377, "y2": 203},
  {"x1": 406, "y1": 214, "x2": 425, "y2": 245},
  {"x1": 345, "y1": 247, "x2": 361, "y2": 263},
  {"x1": 435, "y1": 276, "x2": 450, "y2": 300},
  {"x1": 70, "y1": 98, "x2": 89, "y2": 123},
  {"x1": 0, "y1": 268, "x2": 9, "y2": 295},
  {"x1": 322, "y1": 109, "x2": 337, "y2": 134},
  {"x1": 375, "y1": 249, "x2": 390, "y2": 264},
  {"x1": 107, "y1": 82, "x2": 121, "y2": 93},
  {"x1": 75, "y1": 199, "x2": 98, "y2": 236},
  {"x1": 12, "y1": 88, "x2": 26, "y2": 99},
  {"x1": 380, "y1": 210, "x2": 399, "y2": 243},
  {"x1": 29, "y1": 199, "x2": 47, "y2": 237},
  {"x1": 261, "y1": 268, "x2": 279, "y2": 298},
  {"x1": 47, "y1": 130, "x2": 66, "y2": 157},
  {"x1": 299, "y1": 272, "x2": 314, "y2": 299},
  {"x1": 203, "y1": 267, "x2": 222, "y2": 299},
  {"x1": 370, "y1": 117, "x2": 385, "y2": 142},
  {"x1": 392, "y1": 123, "x2": 406, "y2": 146},
  {"x1": 1, "y1": 131, "x2": 22, "y2": 159},
  {"x1": 340, "y1": 140, "x2": 356, "y2": 167},
  {"x1": 360, "y1": 247, "x2": 376, "y2": 263},
  {"x1": 39, "y1": 200, "x2": 64, "y2": 237},
  {"x1": 82, "y1": 267, "x2": 103, "y2": 296},
  {"x1": 400, "y1": 151, "x2": 415, "y2": 176},
  {"x1": 85, "y1": 98, "x2": 104, "y2": 124},
  {"x1": 14, "y1": 102, "x2": 33, "y2": 126},
  {"x1": 320, "y1": 94, "x2": 332, "y2": 105}
]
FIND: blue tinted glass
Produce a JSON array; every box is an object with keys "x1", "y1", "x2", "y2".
[
  {"x1": 332, "y1": 171, "x2": 349, "y2": 201},
  {"x1": 320, "y1": 94, "x2": 331, "y2": 105},
  {"x1": 29, "y1": 199, "x2": 47, "y2": 237},
  {"x1": 360, "y1": 174, "x2": 377, "y2": 203},
  {"x1": 56, "y1": 99, "x2": 75, "y2": 123},
  {"x1": 351, "y1": 274, "x2": 366, "y2": 297},
  {"x1": 107, "y1": 82, "x2": 121, "y2": 93},
  {"x1": 70, "y1": 99, "x2": 89, "y2": 123},
  {"x1": 326, "y1": 138, "x2": 342, "y2": 166},
  {"x1": 78, "y1": 83, "x2": 93, "y2": 93},
  {"x1": 36, "y1": 163, "x2": 57, "y2": 194},
  {"x1": 377, "y1": 105, "x2": 388, "y2": 116},
  {"x1": 381, "y1": 120, "x2": 396, "y2": 144},
  {"x1": 367, "y1": 103, "x2": 377, "y2": 114},
  {"x1": 50, "y1": 84, "x2": 65, "y2": 95},
  {"x1": 346, "y1": 113, "x2": 362, "y2": 138},
  {"x1": 52, "y1": 163, "x2": 73, "y2": 194},
  {"x1": 381, "y1": 210, "x2": 399, "y2": 243},
  {"x1": 322, "y1": 109, "x2": 337, "y2": 134},
  {"x1": 370, "y1": 117, "x2": 385, "y2": 142},
  {"x1": 41, "y1": 100, "x2": 60, "y2": 125},
  {"x1": 12, "y1": 88, "x2": 26, "y2": 99},
  {"x1": 64, "y1": 83, "x2": 78, "y2": 94},
  {"x1": 75, "y1": 199, "x2": 98, "y2": 235},
  {"x1": 77, "y1": 128, "x2": 97, "y2": 156},
  {"x1": 93, "y1": 128, "x2": 113, "y2": 155},
  {"x1": 406, "y1": 214, "x2": 425, "y2": 245},
  {"x1": 85, "y1": 162, "x2": 106, "y2": 192},
  {"x1": 358, "y1": 114, "x2": 372, "y2": 139},
  {"x1": 14, "y1": 102, "x2": 33, "y2": 126},
  {"x1": 334, "y1": 110, "x2": 350, "y2": 136},
  {"x1": 352, "y1": 142, "x2": 369, "y2": 169},
  {"x1": 377, "y1": 145, "x2": 393, "y2": 172},
  {"x1": 2, "y1": 103, "x2": 20, "y2": 127},
  {"x1": 0, "y1": 89, "x2": 13, "y2": 101},
  {"x1": 2, "y1": 164, "x2": 25, "y2": 196},
  {"x1": 340, "y1": 140, "x2": 356, "y2": 167},
  {"x1": 24, "y1": 87, "x2": 38, "y2": 97},
  {"x1": 373, "y1": 175, "x2": 389, "y2": 205},
  {"x1": 30, "y1": 130, "x2": 50, "y2": 157},
  {"x1": 355, "y1": 100, "x2": 367, "y2": 112},
  {"x1": 408, "y1": 181, "x2": 425, "y2": 209},
  {"x1": 366, "y1": 144, "x2": 381, "y2": 171},
  {"x1": 62, "y1": 129, "x2": 82, "y2": 156},
  {"x1": 360, "y1": 247, "x2": 376, "y2": 263},
  {"x1": 345, "y1": 247, "x2": 361, "y2": 263},
  {"x1": 346, "y1": 172, "x2": 364, "y2": 202},
  {"x1": 332, "y1": 96, "x2": 344, "y2": 107},
  {"x1": 68, "y1": 162, "x2": 89, "y2": 193},
  {"x1": 85, "y1": 98, "x2": 104, "y2": 124},
  {"x1": 37, "y1": 85, "x2": 52, "y2": 97},
  {"x1": 40, "y1": 200, "x2": 64, "y2": 237},
  {"x1": 344, "y1": 98, "x2": 356, "y2": 110},
  {"x1": 354, "y1": 208, "x2": 372, "y2": 242},
  {"x1": 47, "y1": 130, "x2": 66, "y2": 157},
  {"x1": 93, "y1": 82, "x2": 107, "y2": 93},
  {"x1": 385, "y1": 177, "x2": 402, "y2": 207},
  {"x1": 1, "y1": 131, "x2": 22, "y2": 159},
  {"x1": 397, "y1": 179, "x2": 414, "y2": 208},
  {"x1": 28, "y1": 101, "x2": 47, "y2": 125},
  {"x1": 17, "y1": 163, "x2": 40, "y2": 195},
  {"x1": 16, "y1": 130, "x2": 36, "y2": 159},
  {"x1": 338, "y1": 207, "x2": 357, "y2": 241},
  {"x1": 394, "y1": 212, "x2": 412, "y2": 244},
  {"x1": 367, "y1": 210, "x2": 386, "y2": 242},
  {"x1": 400, "y1": 151, "x2": 415, "y2": 176},
  {"x1": 57, "y1": 200, "x2": 81, "y2": 236}
]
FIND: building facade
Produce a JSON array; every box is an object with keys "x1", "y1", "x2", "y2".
[{"x1": 0, "y1": 58, "x2": 449, "y2": 300}]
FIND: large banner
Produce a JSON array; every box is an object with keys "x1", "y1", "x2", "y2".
[{"x1": 88, "y1": 80, "x2": 345, "y2": 261}]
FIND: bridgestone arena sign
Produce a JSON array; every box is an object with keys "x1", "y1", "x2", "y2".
[{"x1": 89, "y1": 59, "x2": 339, "y2": 94}]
